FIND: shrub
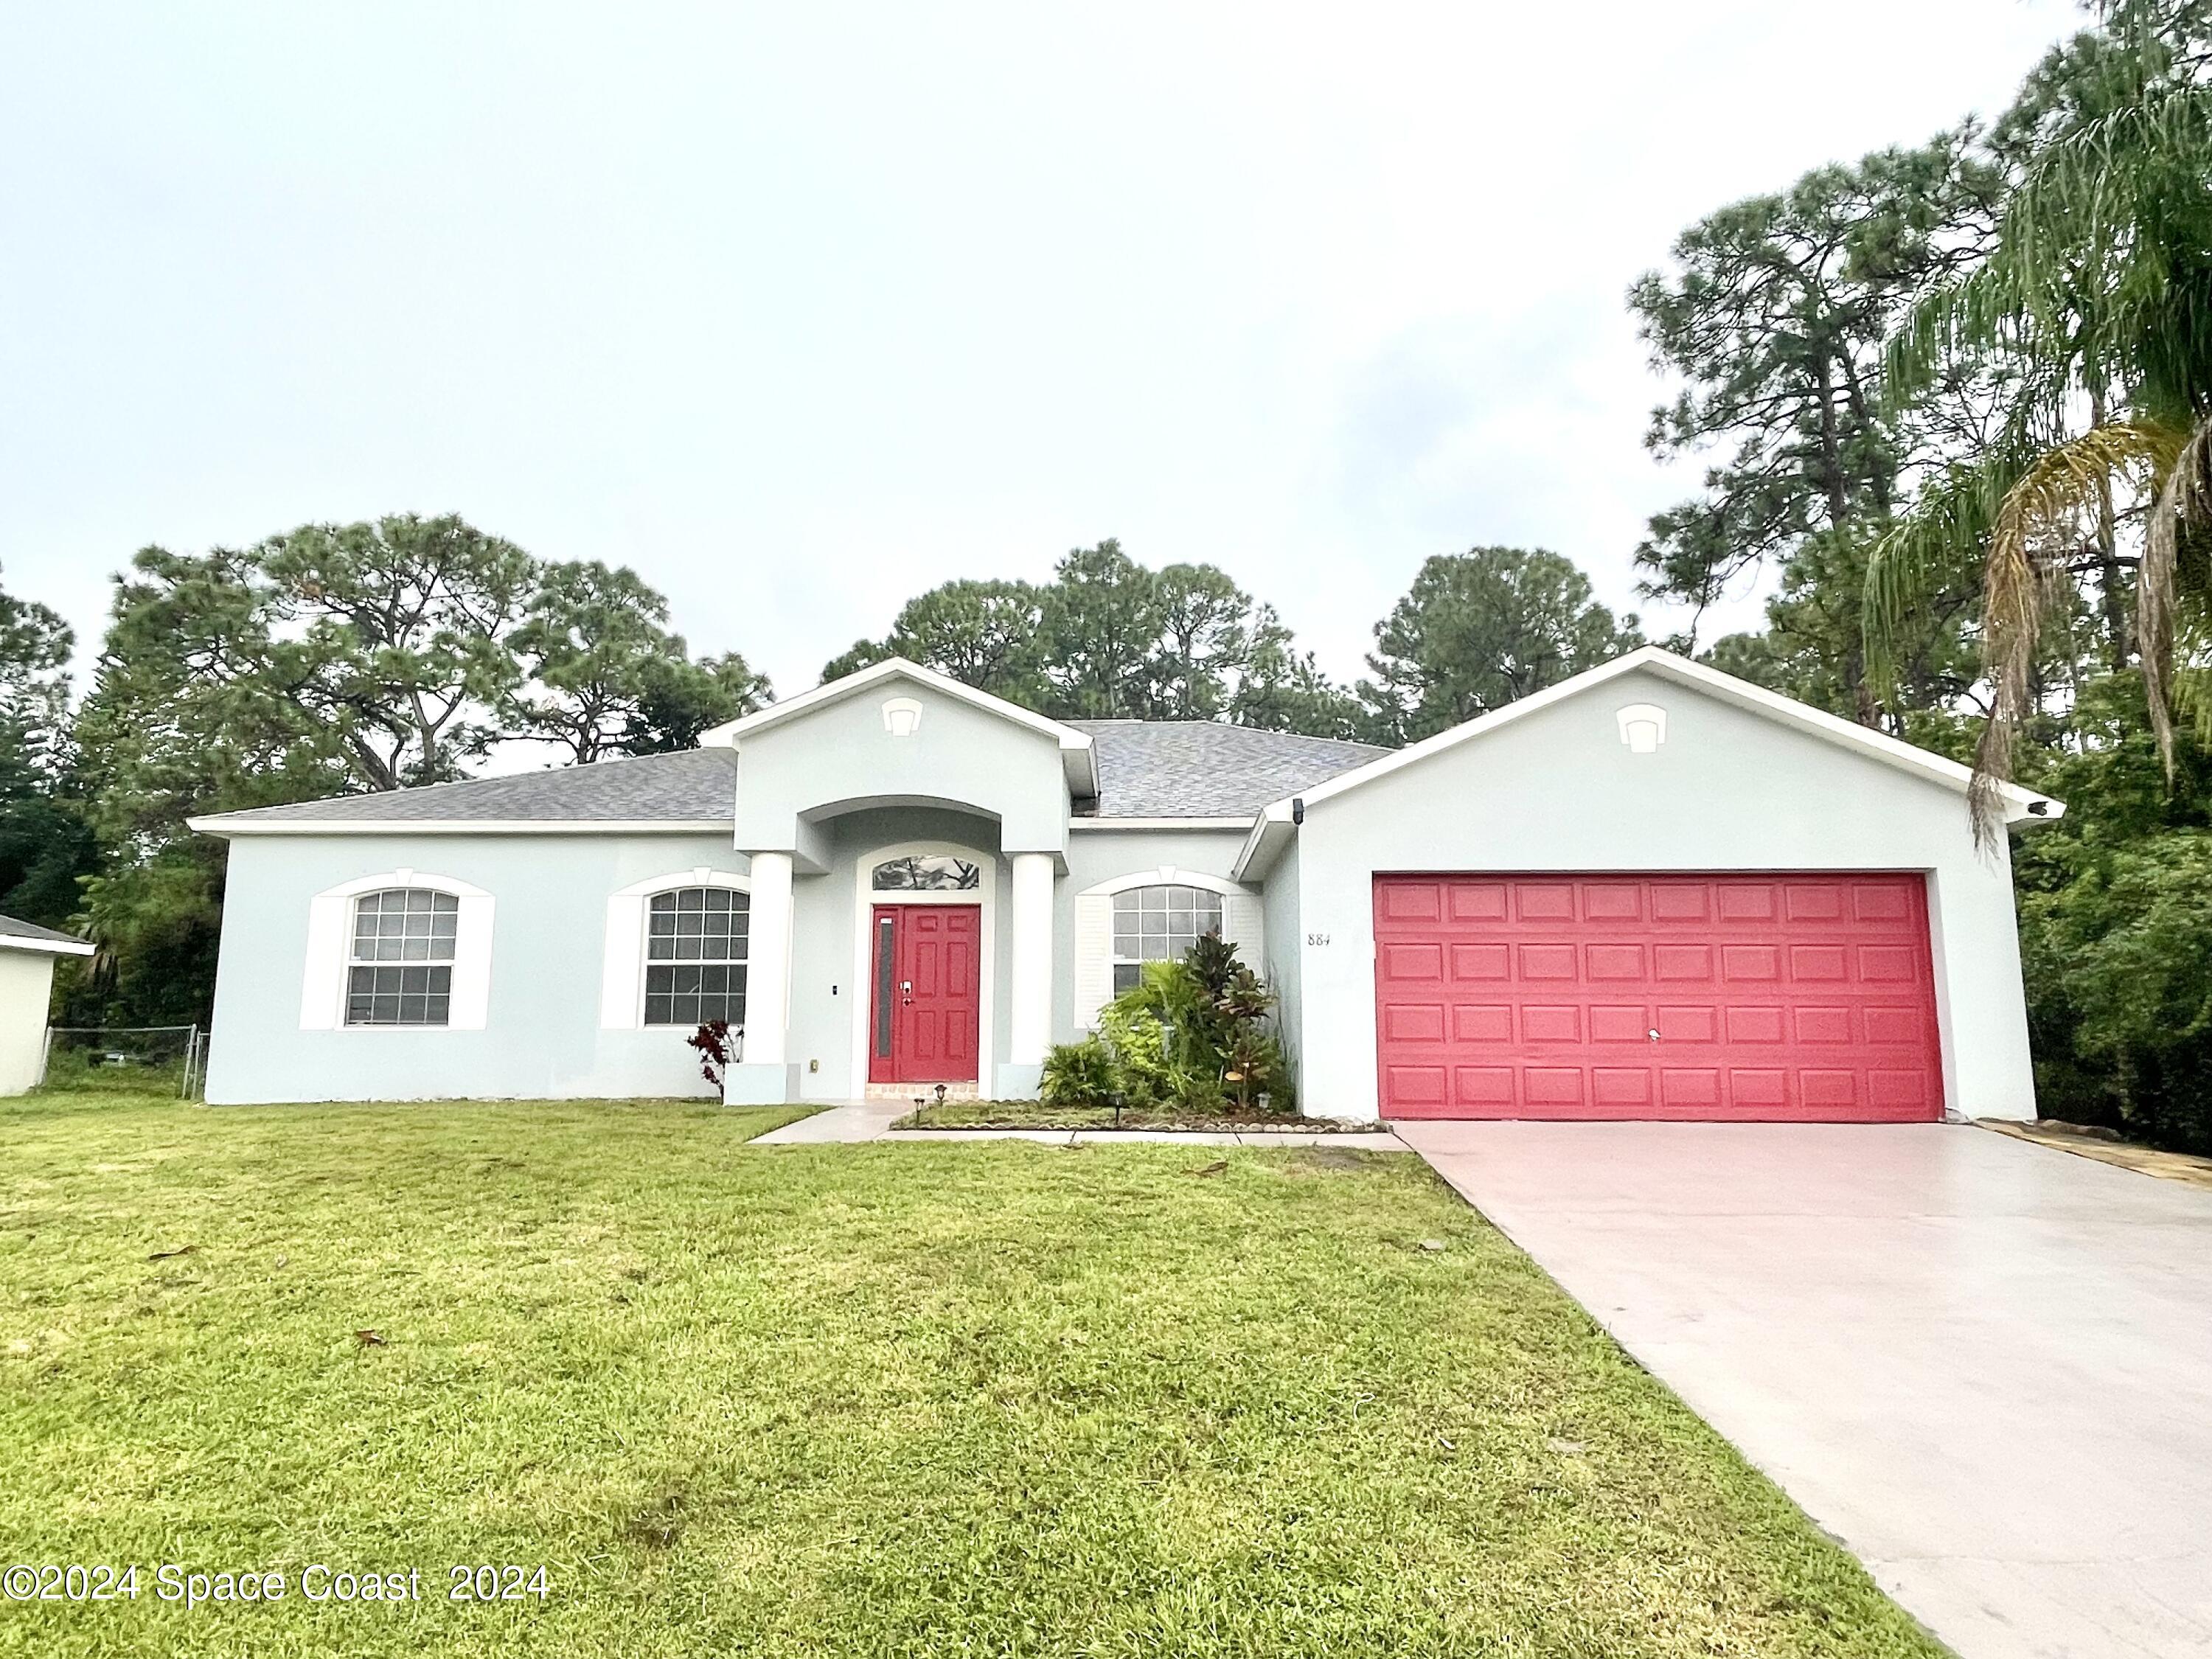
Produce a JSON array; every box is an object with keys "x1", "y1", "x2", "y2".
[
  {"x1": 1088, "y1": 934, "x2": 1294, "y2": 1113},
  {"x1": 687, "y1": 1020, "x2": 737, "y2": 1091},
  {"x1": 1040, "y1": 1035, "x2": 1117, "y2": 1106},
  {"x1": 2019, "y1": 828, "x2": 2212, "y2": 1153}
]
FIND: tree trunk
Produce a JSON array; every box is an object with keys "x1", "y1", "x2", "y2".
[{"x1": 2088, "y1": 380, "x2": 2132, "y2": 670}]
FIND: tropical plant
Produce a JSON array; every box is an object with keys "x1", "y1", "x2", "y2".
[
  {"x1": 1083, "y1": 935, "x2": 1293, "y2": 1113},
  {"x1": 1865, "y1": 5, "x2": 2212, "y2": 827},
  {"x1": 1039, "y1": 1034, "x2": 1118, "y2": 1107},
  {"x1": 686, "y1": 1020, "x2": 737, "y2": 1091}
]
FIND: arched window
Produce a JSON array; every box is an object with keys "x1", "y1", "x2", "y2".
[
  {"x1": 346, "y1": 888, "x2": 460, "y2": 1026},
  {"x1": 644, "y1": 886, "x2": 750, "y2": 1027},
  {"x1": 1110, "y1": 883, "x2": 1224, "y2": 994}
]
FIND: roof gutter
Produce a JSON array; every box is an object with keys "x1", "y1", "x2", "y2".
[
  {"x1": 187, "y1": 818, "x2": 736, "y2": 838},
  {"x1": 1231, "y1": 799, "x2": 1299, "y2": 883}
]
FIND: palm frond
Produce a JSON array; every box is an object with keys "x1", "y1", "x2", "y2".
[
  {"x1": 2140, "y1": 411, "x2": 2212, "y2": 771},
  {"x1": 1969, "y1": 418, "x2": 2185, "y2": 844},
  {"x1": 1863, "y1": 463, "x2": 2005, "y2": 700}
]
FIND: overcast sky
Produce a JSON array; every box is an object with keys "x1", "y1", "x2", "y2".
[{"x1": 0, "y1": 1, "x2": 2080, "y2": 706}]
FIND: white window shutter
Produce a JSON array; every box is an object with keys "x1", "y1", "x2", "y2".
[
  {"x1": 448, "y1": 894, "x2": 496, "y2": 1031},
  {"x1": 1074, "y1": 891, "x2": 1114, "y2": 1030},
  {"x1": 599, "y1": 893, "x2": 646, "y2": 1029},
  {"x1": 298, "y1": 893, "x2": 347, "y2": 1029},
  {"x1": 1223, "y1": 891, "x2": 1265, "y2": 974}
]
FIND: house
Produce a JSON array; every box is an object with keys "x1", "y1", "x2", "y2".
[
  {"x1": 189, "y1": 647, "x2": 2060, "y2": 1121},
  {"x1": 0, "y1": 914, "x2": 96, "y2": 1096}
]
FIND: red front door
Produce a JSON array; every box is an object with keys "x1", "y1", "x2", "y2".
[
  {"x1": 868, "y1": 905, "x2": 981, "y2": 1084},
  {"x1": 1372, "y1": 874, "x2": 1944, "y2": 1122}
]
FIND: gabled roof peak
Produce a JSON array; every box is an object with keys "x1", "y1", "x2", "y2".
[{"x1": 702, "y1": 657, "x2": 1096, "y2": 796}]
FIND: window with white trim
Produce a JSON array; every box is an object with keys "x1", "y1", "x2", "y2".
[
  {"x1": 1110, "y1": 884, "x2": 1222, "y2": 994},
  {"x1": 644, "y1": 887, "x2": 749, "y2": 1026},
  {"x1": 347, "y1": 888, "x2": 458, "y2": 1026}
]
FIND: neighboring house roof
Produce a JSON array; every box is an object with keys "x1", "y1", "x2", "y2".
[
  {"x1": 189, "y1": 748, "x2": 740, "y2": 835},
  {"x1": 187, "y1": 716, "x2": 1382, "y2": 835},
  {"x1": 1233, "y1": 646, "x2": 2067, "y2": 880},
  {"x1": 0, "y1": 914, "x2": 97, "y2": 957},
  {"x1": 1067, "y1": 721, "x2": 1384, "y2": 818}
]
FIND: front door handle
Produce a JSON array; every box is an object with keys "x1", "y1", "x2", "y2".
[{"x1": 902, "y1": 980, "x2": 914, "y2": 1005}]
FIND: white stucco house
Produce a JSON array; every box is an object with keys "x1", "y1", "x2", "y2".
[
  {"x1": 189, "y1": 647, "x2": 2060, "y2": 1121},
  {"x1": 1, "y1": 914, "x2": 96, "y2": 1096}
]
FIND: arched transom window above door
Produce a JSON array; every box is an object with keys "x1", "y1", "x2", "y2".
[{"x1": 872, "y1": 854, "x2": 980, "y2": 891}]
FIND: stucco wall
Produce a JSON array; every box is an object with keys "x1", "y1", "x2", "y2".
[
  {"x1": 1055, "y1": 827, "x2": 1252, "y2": 1037},
  {"x1": 785, "y1": 805, "x2": 1012, "y2": 1100},
  {"x1": 1286, "y1": 665, "x2": 2039, "y2": 1123},
  {"x1": 1260, "y1": 837, "x2": 1304, "y2": 1106},
  {"x1": 204, "y1": 832, "x2": 748, "y2": 1104},
  {"x1": 0, "y1": 951, "x2": 56, "y2": 1096},
  {"x1": 204, "y1": 816, "x2": 1265, "y2": 1105},
  {"x1": 732, "y1": 684, "x2": 1071, "y2": 858}
]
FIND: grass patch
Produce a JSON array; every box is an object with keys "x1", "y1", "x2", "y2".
[
  {"x1": 894, "y1": 1100, "x2": 1382, "y2": 1132},
  {"x1": 0, "y1": 1089, "x2": 1940, "y2": 1657}
]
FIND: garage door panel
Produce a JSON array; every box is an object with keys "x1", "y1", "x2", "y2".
[
  {"x1": 1453, "y1": 1004, "x2": 1512, "y2": 1043},
  {"x1": 1581, "y1": 883, "x2": 1644, "y2": 922},
  {"x1": 1520, "y1": 1004, "x2": 1581, "y2": 1043},
  {"x1": 1724, "y1": 1005, "x2": 1787, "y2": 1043},
  {"x1": 1452, "y1": 1066, "x2": 1515, "y2": 1107},
  {"x1": 1516, "y1": 883, "x2": 1578, "y2": 921},
  {"x1": 1385, "y1": 1065, "x2": 1448, "y2": 1107},
  {"x1": 1517, "y1": 943, "x2": 1579, "y2": 980},
  {"x1": 1654, "y1": 943, "x2": 1715, "y2": 981},
  {"x1": 1380, "y1": 883, "x2": 1444, "y2": 922},
  {"x1": 1863, "y1": 1006, "x2": 1928, "y2": 1046},
  {"x1": 1447, "y1": 883, "x2": 1509, "y2": 922},
  {"x1": 1591, "y1": 1067, "x2": 1652, "y2": 1106},
  {"x1": 1380, "y1": 942, "x2": 1444, "y2": 984},
  {"x1": 1657, "y1": 1004, "x2": 1717, "y2": 1043},
  {"x1": 1858, "y1": 945, "x2": 1922, "y2": 984},
  {"x1": 1585, "y1": 943, "x2": 1647, "y2": 980},
  {"x1": 1660, "y1": 1068, "x2": 1722, "y2": 1109},
  {"x1": 1794, "y1": 1006, "x2": 1852, "y2": 1044},
  {"x1": 1789, "y1": 945, "x2": 1850, "y2": 981},
  {"x1": 1374, "y1": 874, "x2": 1943, "y2": 1122},
  {"x1": 1729, "y1": 1069, "x2": 1790, "y2": 1110},
  {"x1": 1589, "y1": 1005, "x2": 1650, "y2": 1043},
  {"x1": 1722, "y1": 945, "x2": 1781, "y2": 981},
  {"x1": 1381, "y1": 1004, "x2": 1445, "y2": 1043},
  {"x1": 1450, "y1": 943, "x2": 1511, "y2": 981},
  {"x1": 1524, "y1": 1068, "x2": 1586, "y2": 1106}
]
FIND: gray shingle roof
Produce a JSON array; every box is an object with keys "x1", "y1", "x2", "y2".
[
  {"x1": 0, "y1": 913, "x2": 94, "y2": 949},
  {"x1": 203, "y1": 747, "x2": 739, "y2": 825},
  {"x1": 195, "y1": 722, "x2": 1385, "y2": 830},
  {"x1": 1066, "y1": 721, "x2": 1384, "y2": 817}
]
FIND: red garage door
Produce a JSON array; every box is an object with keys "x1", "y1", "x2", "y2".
[{"x1": 1373, "y1": 874, "x2": 1943, "y2": 1121}]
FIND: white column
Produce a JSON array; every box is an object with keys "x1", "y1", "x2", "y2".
[
  {"x1": 1008, "y1": 852, "x2": 1054, "y2": 1065},
  {"x1": 745, "y1": 851, "x2": 793, "y2": 1065}
]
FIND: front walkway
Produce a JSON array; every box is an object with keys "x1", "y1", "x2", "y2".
[
  {"x1": 1397, "y1": 1119, "x2": 2212, "y2": 1659},
  {"x1": 751, "y1": 1101, "x2": 1410, "y2": 1150}
]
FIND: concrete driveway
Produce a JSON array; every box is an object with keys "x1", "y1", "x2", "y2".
[{"x1": 1396, "y1": 1121, "x2": 2212, "y2": 1659}]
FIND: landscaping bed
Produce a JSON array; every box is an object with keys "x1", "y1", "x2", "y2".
[
  {"x1": 893, "y1": 1099, "x2": 1385, "y2": 1132},
  {"x1": 1, "y1": 1086, "x2": 1942, "y2": 1658}
]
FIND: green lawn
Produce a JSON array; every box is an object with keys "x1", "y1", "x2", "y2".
[
  {"x1": 894, "y1": 1100, "x2": 1382, "y2": 1132},
  {"x1": 0, "y1": 1090, "x2": 1941, "y2": 1658}
]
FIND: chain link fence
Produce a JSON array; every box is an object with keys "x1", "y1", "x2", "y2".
[{"x1": 39, "y1": 1026, "x2": 204, "y2": 1099}]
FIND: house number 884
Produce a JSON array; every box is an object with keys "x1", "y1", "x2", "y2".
[{"x1": 1307, "y1": 932, "x2": 1332, "y2": 947}]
